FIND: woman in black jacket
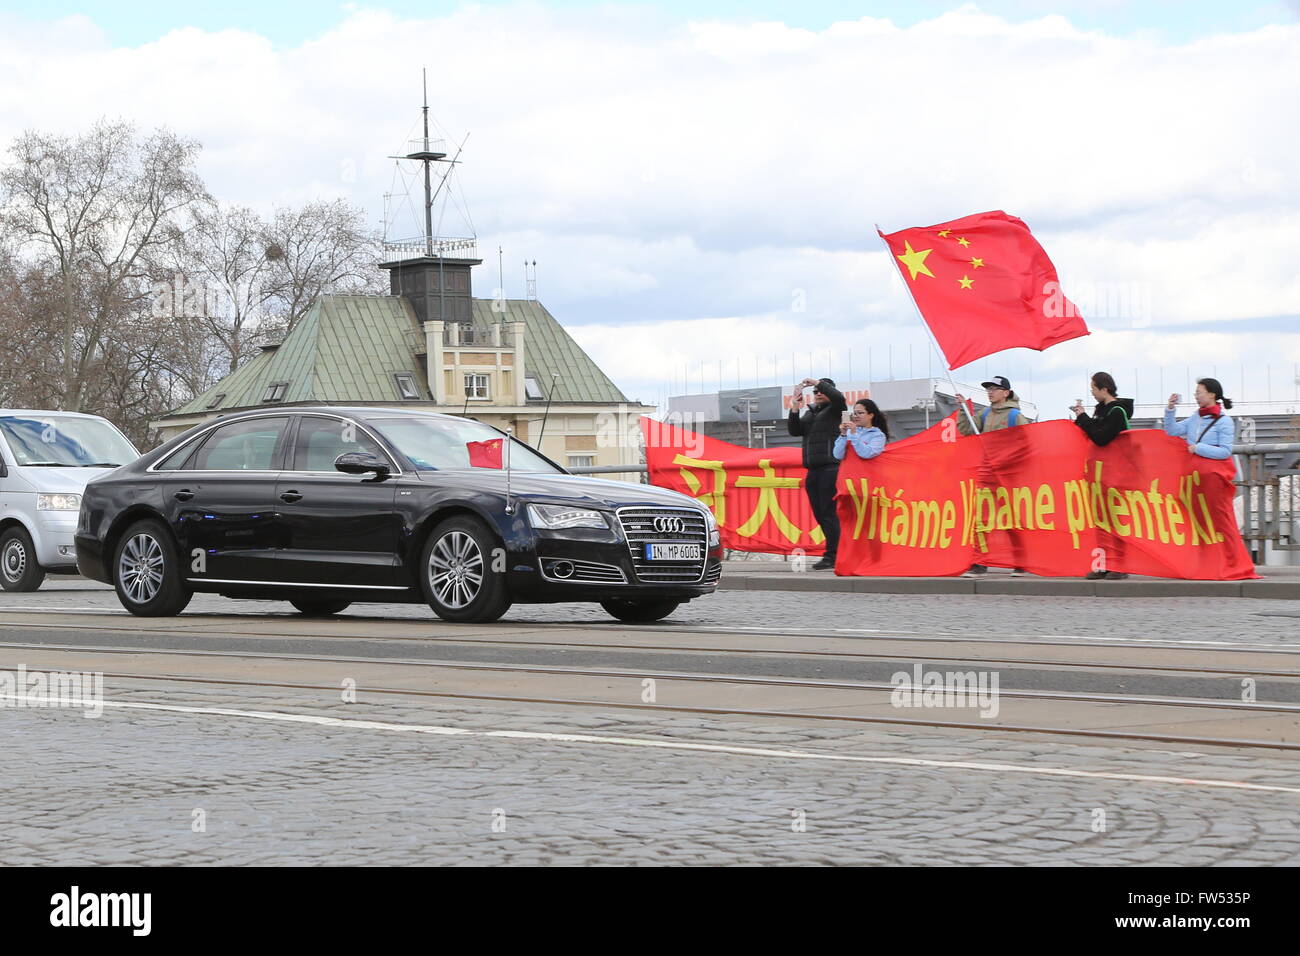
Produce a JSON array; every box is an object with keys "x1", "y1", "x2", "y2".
[
  {"x1": 1071, "y1": 371, "x2": 1132, "y2": 579},
  {"x1": 789, "y1": 377, "x2": 847, "y2": 570}
]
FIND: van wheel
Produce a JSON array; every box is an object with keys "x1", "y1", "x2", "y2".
[
  {"x1": 0, "y1": 527, "x2": 45, "y2": 592},
  {"x1": 112, "y1": 519, "x2": 192, "y2": 616},
  {"x1": 600, "y1": 598, "x2": 682, "y2": 623},
  {"x1": 289, "y1": 599, "x2": 351, "y2": 616},
  {"x1": 420, "y1": 516, "x2": 510, "y2": 624}
]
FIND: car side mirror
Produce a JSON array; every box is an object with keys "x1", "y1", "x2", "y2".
[{"x1": 334, "y1": 452, "x2": 391, "y2": 478}]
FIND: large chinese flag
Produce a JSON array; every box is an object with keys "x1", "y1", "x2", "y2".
[{"x1": 879, "y1": 210, "x2": 1088, "y2": 369}]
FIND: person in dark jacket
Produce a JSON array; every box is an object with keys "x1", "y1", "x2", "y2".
[
  {"x1": 1072, "y1": 372, "x2": 1133, "y2": 447},
  {"x1": 788, "y1": 376, "x2": 847, "y2": 570},
  {"x1": 1071, "y1": 371, "x2": 1132, "y2": 580}
]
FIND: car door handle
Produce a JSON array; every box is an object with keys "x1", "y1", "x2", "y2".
[
  {"x1": 174, "y1": 489, "x2": 195, "y2": 501},
  {"x1": 279, "y1": 491, "x2": 303, "y2": 503}
]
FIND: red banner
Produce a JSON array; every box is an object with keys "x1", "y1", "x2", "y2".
[
  {"x1": 836, "y1": 419, "x2": 1256, "y2": 579},
  {"x1": 642, "y1": 418, "x2": 826, "y2": 555}
]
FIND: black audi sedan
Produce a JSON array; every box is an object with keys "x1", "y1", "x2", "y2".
[{"x1": 75, "y1": 407, "x2": 721, "y2": 623}]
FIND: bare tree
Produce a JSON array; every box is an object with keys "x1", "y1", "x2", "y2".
[
  {"x1": 0, "y1": 119, "x2": 207, "y2": 411},
  {"x1": 265, "y1": 199, "x2": 385, "y2": 332},
  {"x1": 148, "y1": 201, "x2": 280, "y2": 377}
]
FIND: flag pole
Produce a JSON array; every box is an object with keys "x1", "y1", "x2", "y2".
[
  {"x1": 875, "y1": 224, "x2": 981, "y2": 434},
  {"x1": 504, "y1": 426, "x2": 514, "y2": 515}
]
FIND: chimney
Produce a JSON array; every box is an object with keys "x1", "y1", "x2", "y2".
[{"x1": 380, "y1": 252, "x2": 482, "y2": 327}]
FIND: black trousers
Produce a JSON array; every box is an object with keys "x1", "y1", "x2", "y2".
[{"x1": 804, "y1": 463, "x2": 841, "y2": 559}]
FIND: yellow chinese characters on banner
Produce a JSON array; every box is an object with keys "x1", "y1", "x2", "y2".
[{"x1": 642, "y1": 415, "x2": 826, "y2": 555}]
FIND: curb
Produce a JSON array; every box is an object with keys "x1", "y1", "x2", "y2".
[{"x1": 717, "y1": 574, "x2": 1300, "y2": 600}]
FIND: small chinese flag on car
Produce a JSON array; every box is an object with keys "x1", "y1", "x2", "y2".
[
  {"x1": 879, "y1": 210, "x2": 1088, "y2": 369},
  {"x1": 466, "y1": 438, "x2": 504, "y2": 468}
]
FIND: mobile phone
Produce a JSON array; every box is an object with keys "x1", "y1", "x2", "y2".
[{"x1": 842, "y1": 410, "x2": 853, "y2": 424}]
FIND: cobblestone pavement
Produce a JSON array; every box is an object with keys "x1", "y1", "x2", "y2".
[
  {"x1": 19, "y1": 579, "x2": 1300, "y2": 647},
  {"x1": 3, "y1": 683, "x2": 1298, "y2": 866}
]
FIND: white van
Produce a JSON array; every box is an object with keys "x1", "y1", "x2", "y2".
[{"x1": 0, "y1": 410, "x2": 140, "y2": 591}]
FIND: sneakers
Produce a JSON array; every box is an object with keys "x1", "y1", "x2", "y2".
[
  {"x1": 812, "y1": 557, "x2": 835, "y2": 571},
  {"x1": 1084, "y1": 570, "x2": 1108, "y2": 580},
  {"x1": 961, "y1": 565, "x2": 987, "y2": 578},
  {"x1": 1105, "y1": 571, "x2": 1129, "y2": 580},
  {"x1": 1010, "y1": 568, "x2": 1026, "y2": 577},
  {"x1": 1086, "y1": 570, "x2": 1130, "y2": 580}
]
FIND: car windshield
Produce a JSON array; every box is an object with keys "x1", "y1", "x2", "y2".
[
  {"x1": 0, "y1": 415, "x2": 139, "y2": 467},
  {"x1": 368, "y1": 417, "x2": 563, "y2": 473}
]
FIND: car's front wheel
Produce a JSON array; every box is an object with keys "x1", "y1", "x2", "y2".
[
  {"x1": 112, "y1": 519, "x2": 192, "y2": 617},
  {"x1": 289, "y1": 599, "x2": 352, "y2": 616},
  {"x1": 0, "y1": 527, "x2": 45, "y2": 592},
  {"x1": 600, "y1": 598, "x2": 682, "y2": 623},
  {"x1": 420, "y1": 516, "x2": 510, "y2": 624}
]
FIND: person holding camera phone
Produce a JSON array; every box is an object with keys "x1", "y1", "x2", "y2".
[
  {"x1": 834, "y1": 398, "x2": 890, "y2": 461},
  {"x1": 788, "y1": 376, "x2": 847, "y2": 570},
  {"x1": 1163, "y1": 378, "x2": 1235, "y2": 459}
]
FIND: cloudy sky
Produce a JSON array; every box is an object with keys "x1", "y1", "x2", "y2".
[{"x1": 2, "y1": 0, "x2": 1298, "y2": 419}]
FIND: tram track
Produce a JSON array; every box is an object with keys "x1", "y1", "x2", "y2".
[
  {"x1": 1, "y1": 631, "x2": 1298, "y2": 752},
  {"x1": 3, "y1": 611, "x2": 1300, "y2": 678}
]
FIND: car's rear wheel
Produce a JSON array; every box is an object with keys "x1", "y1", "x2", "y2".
[
  {"x1": 420, "y1": 516, "x2": 510, "y2": 624},
  {"x1": 289, "y1": 599, "x2": 351, "y2": 616},
  {"x1": 600, "y1": 598, "x2": 682, "y2": 623},
  {"x1": 112, "y1": 519, "x2": 192, "y2": 616},
  {"x1": 0, "y1": 527, "x2": 45, "y2": 592}
]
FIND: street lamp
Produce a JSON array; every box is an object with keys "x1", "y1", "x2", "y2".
[
  {"x1": 732, "y1": 396, "x2": 760, "y2": 447},
  {"x1": 913, "y1": 396, "x2": 938, "y2": 430}
]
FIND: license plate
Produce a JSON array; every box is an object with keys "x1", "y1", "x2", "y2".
[{"x1": 645, "y1": 542, "x2": 701, "y2": 561}]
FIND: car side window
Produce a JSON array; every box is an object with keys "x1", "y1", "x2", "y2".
[
  {"x1": 155, "y1": 439, "x2": 199, "y2": 471},
  {"x1": 183, "y1": 418, "x2": 288, "y2": 471},
  {"x1": 291, "y1": 417, "x2": 391, "y2": 472}
]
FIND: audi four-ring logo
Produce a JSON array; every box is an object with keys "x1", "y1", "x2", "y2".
[{"x1": 653, "y1": 516, "x2": 686, "y2": 534}]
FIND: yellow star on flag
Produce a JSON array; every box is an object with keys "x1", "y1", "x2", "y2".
[
  {"x1": 896, "y1": 240, "x2": 934, "y2": 280},
  {"x1": 956, "y1": 237, "x2": 971, "y2": 248},
  {"x1": 937, "y1": 229, "x2": 950, "y2": 238},
  {"x1": 958, "y1": 275, "x2": 974, "y2": 289},
  {"x1": 970, "y1": 257, "x2": 984, "y2": 269}
]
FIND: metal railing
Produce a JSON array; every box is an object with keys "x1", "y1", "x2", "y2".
[
  {"x1": 381, "y1": 237, "x2": 479, "y2": 262},
  {"x1": 443, "y1": 325, "x2": 511, "y2": 348},
  {"x1": 1235, "y1": 443, "x2": 1300, "y2": 556}
]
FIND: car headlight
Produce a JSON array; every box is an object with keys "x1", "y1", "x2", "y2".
[
  {"x1": 700, "y1": 508, "x2": 721, "y2": 547},
  {"x1": 527, "y1": 503, "x2": 609, "y2": 530},
  {"x1": 38, "y1": 493, "x2": 82, "y2": 511}
]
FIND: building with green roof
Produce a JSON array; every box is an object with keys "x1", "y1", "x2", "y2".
[{"x1": 152, "y1": 258, "x2": 654, "y2": 476}]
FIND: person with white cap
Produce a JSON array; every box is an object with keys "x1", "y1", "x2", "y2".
[{"x1": 954, "y1": 375, "x2": 1034, "y2": 577}]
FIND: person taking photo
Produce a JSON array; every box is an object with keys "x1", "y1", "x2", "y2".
[
  {"x1": 789, "y1": 376, "x2": 847, "y2": 571},
  {"x1": 834, "y1": 398, "x2": 890, "y2": 461},
  {"x1": 1163, "y1": 378, "x2": 1235, "y2": 460}
]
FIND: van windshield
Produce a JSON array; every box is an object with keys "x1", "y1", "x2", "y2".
[
  {"x1": 368, "y1": 416, "x2": 562, "y2": 473},
  {"x1": 0, "y1": 415, "x2": 139, "y2": 467}
]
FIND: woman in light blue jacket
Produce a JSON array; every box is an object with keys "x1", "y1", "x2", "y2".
[
  {"x1": 834, "y1": 398, "x2": 889, "y2": 461},
  {"x1": 1163, "y1": 377, "x2": 1234, "y2": 459}
]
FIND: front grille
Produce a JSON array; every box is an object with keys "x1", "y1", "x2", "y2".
[
  {"x1": 539, "y1": 557, "x2": 627, "y2": 584},
  {"x1": 617, "y1": 507, "x2": 709, "y2": 583}
]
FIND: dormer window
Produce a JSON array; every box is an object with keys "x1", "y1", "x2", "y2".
[
  {"x1": 464, "y1": 373, "x2": 490, "y2": 400},
  {"x1": 524, "y1": 375, "x2": 545, "y2": 400},
  {"x1": 205, "y1": 393, "x2": 227, "y2": 409},
  {"x1": 262, "y1": 381, "x2": 289, "y2": 403},
  {"x1": 393, "y1": 372, "x2": 420, "y2": 400}
]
